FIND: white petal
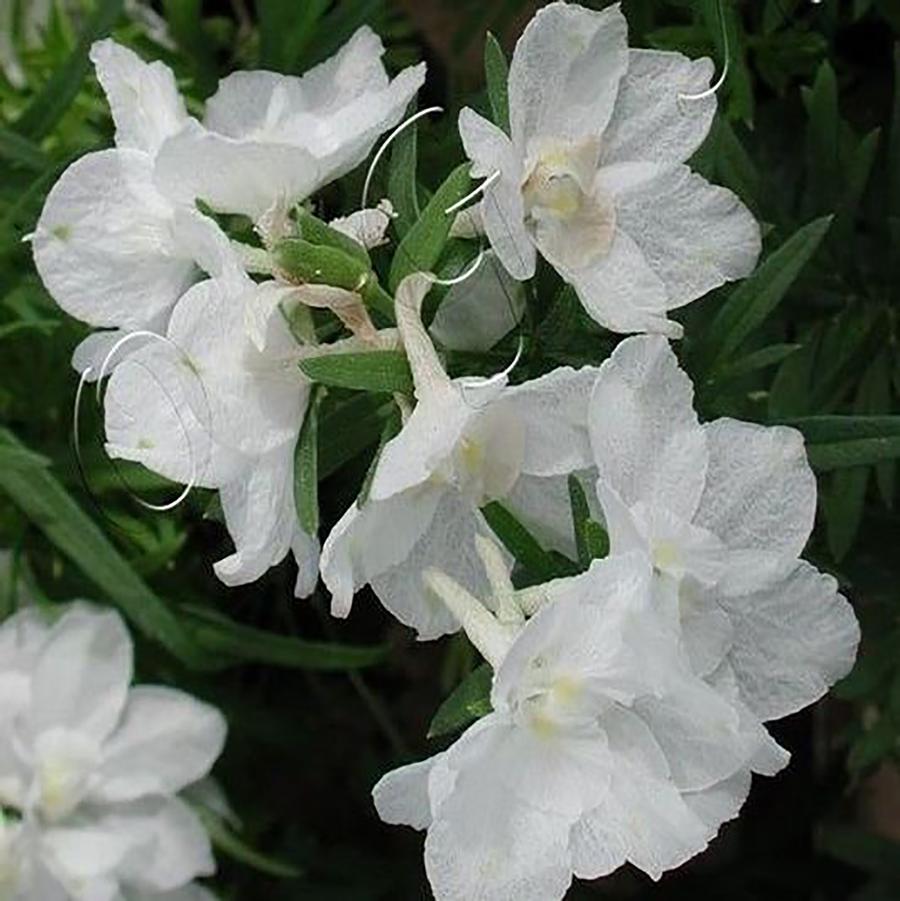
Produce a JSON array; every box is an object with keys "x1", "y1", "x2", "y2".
[
  {"x1": 33, "y1": 150, "x2": 195, "y2": 330},
  {"x1": 605, "y1": 163, "x2": 761, "y2": 310},
  {"x1": 41, "y1": 822, "x2": 134, "y2": 884},
  {"x1": 424, "y1": 718, "x2": 574, "y2": 901},
  {"x1": 721, "y1": 560, "x2": 860, "y2": 720},
  {"x1": 601, "y1": 49, "x2": 716, "y2": 166},
  {"x1": 572, "y1": 707, "x2": 712, "y2": 881},
  {"x1": 508, "y1": 2, "x2": 628, "y2": 150},
  {"x1": 369, "y1": 389, "x2": 473, "y2": 501},
  {"x1": 497, "y1": 365, "x2": 599, "y2": 478},
  {"x1": 372, "y1": 757, "x2": 436, "y2": 831},
  {"x1": 154, "y1": 122, "x2": 322, "y2": 221},
  {"x1": 430, "y1": 252, "x2": 525, "y2": 352},
  {"x1": 106, "y1": 796, "x2": 214, "y2": 891},
  {"x1": 320, "y1": 484, "x2": 445, "y2": 621},
  {"x1": 165, "y1": 277, "x2": 307, "y2": 458},
  {"x1": 215, "y1": 442, "x2": 310, "y2": 588},
  {"x1": 589, "y1": 335, "x2": 706, "y2": 518},
  {"x1": 104, "y1": 341, "x2": 248, "y2": 489},
  {"x1": 458, "y1": 107, "x2": 535, "y2": 281},
  {"x1": 679, "y1": 583, "x2": 734, "y2": 677},
  {"x1": 94, "y1": 685, "x2": 225, "y2": 803},
  {"x1": 683, "y1": 768, "x2": 752, "y2": 832},
  {"x1": 30, "y1": 605, "x2": 132, "y2": 744},
  {"x1": 567, "y1": 229, "x2": 679, "y2": 336},
  {"x1": 695, "y1": 418, "x2": 817, "y2": 563},
  {"x1": 371, "y1": 490, "x2": 496, "y2": 640},
  {"x1": 90, "y1": 39, "x2": 187, "y2": 155}
]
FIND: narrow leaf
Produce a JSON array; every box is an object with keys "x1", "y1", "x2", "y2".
[
  {"x1": 389, "y1": 163, "x2": 471, "y2": 290},
  {"x1": 299, "y1": 351, "x2": 413, "y2": 395},
  {"x1": 293, "y1": 387, "x2": 322, "y2": 535},
  {"x1": 387, "y1": 101, "x2": 420, "y2": 238},
  {"x1": 15, "y1": 0, "x2": 125, "y2": 139},
  {"x1": 706, "y1": 215, "x2": 832, "y2": 371},
  {"x1": 484, "y1": 32, "x2": 510, "y2": 135},
  {"x1": 428, "y1": 664, "x2": 493, "y2": 738},
  {"x1": 0, "y1": 429, "x2": 203, "y2": 665}
]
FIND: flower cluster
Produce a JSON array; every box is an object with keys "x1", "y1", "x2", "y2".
[
  {"x1": 0, "y1": 603, "x2": 225, "y2": 900},
  {"x1": 25, "y1": 3, "x2": 860, "y2": 900}
]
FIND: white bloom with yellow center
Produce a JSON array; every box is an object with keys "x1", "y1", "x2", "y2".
[
  {"x1": 458, "y1": 1, "x2": 761, "y2": 337},
  {"x1": 0, "y1": 604, "x2": 226, "y2": 901},
  {"x1": 320, "y1": 273, "x2": 602, "y2": 638},
  {"x1": 374, "y1": 550, "x2": 784, "y2": 900}
]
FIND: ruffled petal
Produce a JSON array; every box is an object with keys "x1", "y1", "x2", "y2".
[
  {"x1": 508, "y1": 1, "x2": 628, "y2": 150},
  {"x1": 601, "y1": 49, "x2": 716, "y2": 167}
]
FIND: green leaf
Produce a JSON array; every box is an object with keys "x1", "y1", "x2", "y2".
[
  {"x1": 296, "y1": 206, "x2": 369, "y2": 265},
  {"x1": 14, "y1": 0, "x2": 125, "y2": 140},
  {"x1": 0, "y1": 445, "x2": 51, "y2": 471},
  {"x1": 832, "y1": 127, "x2": 880, "y2": 254},
  {"x1": 387, "y1": 102, "x2": 421, "y2": 238},
  {"x1": 0, "y1": 429, "x2": 203, "y2": 666},
  {"x1": 184, "y1": 608, "x2": 387, "y2": 671},
  {"x1": 776, "y1": 416, "x2": 900, "y2": 471},
  {"x1": 318, "y1": 395, "x2": 393, "y2": 479},
  {"x1": 196, "y1": 806, "x2": 302, "y2": 879},
  {"x1": 712, "y1": 118, "x2": 762, "y2": 215},
  {"x1": 293, "y1": 387, "x2": 322, "y2": 535},
  {"x1": 890, "y1": 46, "x2": 900, "y2": 219},
  {"x1": 705, "y1": 216, "x2": 832, "y2": 372},
  {"x1": 428, "y1": 663, "x2": 493, "y2": 738},
  {"x1": 701, "y1": 0, "x2": 753, "y2": 124},
  {"x1": 567, "y1": 475, "x2": 609, "y2": 570},
  {"x1": 482, "y1": 502, "x2": 576, "y2": 583},
  {"x1": 848, "y1": 714, "x2": 900, "y2": 774},
  {"x1": 803, "y1": 61, "x2": 840, "y2": 215},
  {"x1": 819, "y1": 825, "x2": 900, "y2": 879},
  {"x1": 484, "y1": 32, "x2": 510, "y2": 135},
  {"x1": 713, "y1": 343, "x2": 801, "y2": 384},
  {"x1": 0, "y1": 126, "x2": 49, "y2": 171},
  {"x1": 358, "y1": 404, "x2": 402, "y2": 507},
  {"x1": 389, "y1": 163, "x2": 472, "y2": 291},
  {"x1": 299, "y1": 351, "x2": 413, "y2": 395}
]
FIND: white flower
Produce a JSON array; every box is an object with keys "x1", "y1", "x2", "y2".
[
  {"x1": 0, "y1": 603, "x2": 225, "y2": 900},
  {"x1": 588, "y1": 334, "x2": 859, "y2": 717},
  {"x1": 374, "y1": 551, "x2": 782, "y2": 900},
  {"x1": 101, "y1": 266, "x2": 319, "y2": 595},
  {"x1": 32, "y1": 39, "x2": 235, "y2": 379},
  {"x1": 320, "y1": 273, "x2": 600, "y2": 638},
  {"x1": 458, "y1": 1, "x2": 760, "y2": 337},
  {"x1": 154, "y1": 27, "x2": 426, "y2": 221}
]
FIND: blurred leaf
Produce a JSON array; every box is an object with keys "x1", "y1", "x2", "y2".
[
  {"x1": 428, "y1": 663, "x2": 492, "y2": 738},
  {"x1": 14, "y1": 0, "x2": 124, "y2": 140},
  {"x1": 701, "y1": 0, "x2": 754, "y2": 123},
  {"x1": 803, "y1": 61, "x2": 840, "y2": 216},
  {"x1": 484, "y1": 32, "x2": 510, "y2": 135},
  {"x1": 705, "y1": 216, "x2": 832, "y2": 373},
  {"x1": 387, "y1": 101, "x2": 420, "y2": 238},
  {"x1": 0, "y1": 444, "x2": 51, "y2": 470},
  {"x1": 294, "y1": 386, "x2": 322, "y2": 536},
  {"x1": 0, "y1": 126, "x2": 49, "y2": 171},
  {"x1": 567, "y1": 475, "x2": 608, "y2": 570},
  {"x1": 318, "y1": 394, "x2": 393, "y2": 479},
  {"x1": 0, "y1": 428, "x2": 203, "y2": 666},
  {"x1": 299, "y1": 351, "x2": 413, "y2": 395},
  {"x1": 185, "y1": 608, "x2": 387, "y2": 671},
  {"x1": 196, "y1": 805, "x2": 302, "y2": 879},
  {"x1": 820, "y1": 824, "x2": 900, "y2": 878},
  {"x1": 389, "y1": 163, "x2": 471, "y2": 290},
  {"x1": 482, "y1": 502, "x2": 576, "y2": 583}
]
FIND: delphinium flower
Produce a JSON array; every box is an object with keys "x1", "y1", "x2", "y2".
[
  {"x1": 458, "y1": 1, "x2": 760, "y2": 336},
  {"x1": 0, "y1": 603, "x2": 225, "y2": 900},
  {"x1": 320, "y1": 272, "x2": 602, "y2": 638},
  {"x1": 374, "y1": 543, "x2": 784, "y2": 900},
  {"x1": 153, "y1": 26, "x2": 425, "y2": 222},
  {"x1": 31, "y1": 39, "x2": 236, "y2": 379},
  {"x1": 577, "y1": 334, "x2": 859, "y2": 807}
]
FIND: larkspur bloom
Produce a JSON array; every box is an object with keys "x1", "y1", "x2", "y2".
[
  {"x1": 154, "y1": 26, "x2": 426, "y2": 222},
  {"x1": 102, "y1": 249, "x2": 400, "y2": 594},
  {"x1": 32, "y1": 39, "x2": 235, "y2": 378},
  {"x1": 587, "y1": 334, "x2": 859, "y2": 730},
  {"x1": 374, "y1": 548, "x2": 784, "y2": 900},
  {"x1": 320, "y1": 272, "x2": 601, "y2": 638},
  {"x1": 0, "y1": 603, "x2": 225, "y2": 900},
  {"x1": 458, "y1": 1, "x2": 760, "y2": 336}
]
